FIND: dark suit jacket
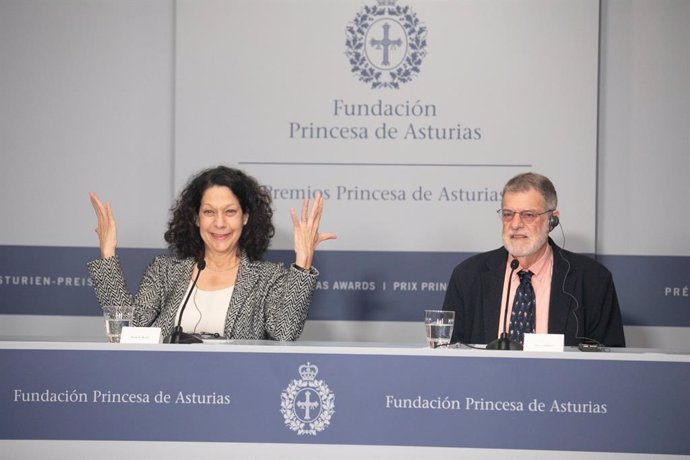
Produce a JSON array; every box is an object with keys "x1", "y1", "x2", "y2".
[{"x1": 443, "y1": 239, "x2": 625, "y2": 347}]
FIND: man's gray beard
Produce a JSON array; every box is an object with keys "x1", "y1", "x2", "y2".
[{"x1": 503, "y1": 231, "x2": 548, "y2": 258}]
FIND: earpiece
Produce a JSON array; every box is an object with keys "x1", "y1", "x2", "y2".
[{"x1": 549, "y1": 215, "x2": 559, "y2": 232}]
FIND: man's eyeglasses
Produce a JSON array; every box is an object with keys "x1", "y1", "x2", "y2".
[{"x1": 497, "y1": 209, "x2": 553, "y2": 223}]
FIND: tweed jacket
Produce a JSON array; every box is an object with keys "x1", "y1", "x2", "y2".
[{"x1": 87, "y1": 252, "x2": 318, "y2": 340}]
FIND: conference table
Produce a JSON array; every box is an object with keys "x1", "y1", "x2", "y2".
[{"x1": 1, "y1": 337, "x2": 689, "y2": 459}]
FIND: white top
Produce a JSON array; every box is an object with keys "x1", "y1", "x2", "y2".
[{"x1": 176, "y1": 281, "x2": 234, "y2": 335}]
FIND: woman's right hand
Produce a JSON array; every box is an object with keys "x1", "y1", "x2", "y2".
[{"x1": 89, "y1": 192, "x2": 117, "y2": 259}]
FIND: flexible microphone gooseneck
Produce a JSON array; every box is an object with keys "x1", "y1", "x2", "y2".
[
  {"x1": 164, "y1": 260, "x2": 206, "y2": 344},
  {"x1": 485, "y1": 259, "x2": 523, "y2": 350}
]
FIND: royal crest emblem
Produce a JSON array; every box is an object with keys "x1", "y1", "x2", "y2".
[
  {"x1": 345, "y1": 0, "x2": 428, "y2": 89},
  {"x1": 280, "y1": 362, "x2": 335, "y2": 436}
]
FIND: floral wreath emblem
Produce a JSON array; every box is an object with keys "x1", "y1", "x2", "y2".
[
  {"x1": 280, "y1": 362, "x2": 335, "y2": 436},
  {"x1": 345, "y1": 0, "x2": 427, "y2": 89}
]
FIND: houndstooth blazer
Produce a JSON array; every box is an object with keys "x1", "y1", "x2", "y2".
[{"x1": 87, "y1": 252, "x2": 318, "y2": 340}]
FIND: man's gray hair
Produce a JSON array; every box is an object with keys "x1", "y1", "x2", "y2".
[{"x1": 502, "y1": 172, "x2": 558, "y2": 210}]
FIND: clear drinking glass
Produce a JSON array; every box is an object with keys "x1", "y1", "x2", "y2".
[
  {"x1": 102, "y1": 305, "x2": 134, "y2": 343},
  {"x1": 425, "y1": 310, "x2": 454, "y2": 348}
]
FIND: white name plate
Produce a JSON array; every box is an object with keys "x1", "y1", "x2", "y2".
[
  {"x1": 523, "y1": 333, "x2": 564, "y2": 352},
  {"x1": 120, "y1": 327, "x2": 161, "y2": 344}
]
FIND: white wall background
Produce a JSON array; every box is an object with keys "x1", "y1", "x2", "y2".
[
  {"x1": 0, "y1": 0, "x2": 174, "y2": 249},
  {"x1": 598, "y1": 0, "x2": 689, "y2": 257},
  {"x1": 0, "y1": 0, "x2": 688, "y2": 348}
]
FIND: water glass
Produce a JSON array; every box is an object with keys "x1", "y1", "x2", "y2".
[
  {"x1": 102, "y1": 305, "x2": 134, "y2": 343},
  {"x1": 425, "y1": 310, "x2": 454, "y2": 348}
]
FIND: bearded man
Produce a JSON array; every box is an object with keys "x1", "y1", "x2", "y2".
[{"x1": 443, "y1": 172, "x2": 625, "y2": 347}]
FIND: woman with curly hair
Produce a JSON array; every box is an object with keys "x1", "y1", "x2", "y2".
[{"x1": 87, "y1": 166, "x2": 335, "y2": 342}]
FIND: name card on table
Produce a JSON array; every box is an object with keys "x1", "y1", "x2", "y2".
[
  {"x1": 120, "y1": 327, "x2": 161, "y2": 344},
  {"x1": 523, "y1": 333, "x2": 564, "y2": 352}
]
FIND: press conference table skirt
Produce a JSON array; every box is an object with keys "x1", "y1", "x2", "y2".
[{"x1": 1, "y1": 338, "x2": 689, "y2": 460}]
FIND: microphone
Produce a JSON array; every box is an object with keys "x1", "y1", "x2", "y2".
[
  {"x1": 486, "y1": 259, "x2": 523, "y2": 350},
  {"x1": 164, "y1": 260, "x2": 206, "y2": 344}
]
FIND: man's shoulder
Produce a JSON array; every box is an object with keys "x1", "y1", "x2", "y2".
[
  {"x1": 552, "y1": 245, "x2": 613, "y2": 277},
  {"x1": 452, "y1": 247, "x2": 506, "y2": 274}
]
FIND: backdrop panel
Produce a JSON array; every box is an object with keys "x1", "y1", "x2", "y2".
[{"x1": 173, "y1": 0, "x2": 600, "y2": 320}]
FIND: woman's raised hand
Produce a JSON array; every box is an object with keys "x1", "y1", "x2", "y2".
[
  {"x1": 89, "y1": 192, "x2": 117, "y2": 259},
  {"x1": 290, "y1": 193, "x2": 336, "y2": 270}
]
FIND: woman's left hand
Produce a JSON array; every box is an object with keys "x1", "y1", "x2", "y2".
[{"x1": 290, "y1": 193, "x2": 336, "y2": 270}]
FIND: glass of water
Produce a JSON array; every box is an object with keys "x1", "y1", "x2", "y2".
[
  {"x1": 425, "y1": 310, "x2": 454, "y2": 348},
  {"x1": 102, "y1": 305, "x2": 134, "y2": 343}
]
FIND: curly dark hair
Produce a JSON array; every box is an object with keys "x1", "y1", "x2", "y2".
[{"x1": 164, "y1": 166, "x2": 275, "y2": 261}]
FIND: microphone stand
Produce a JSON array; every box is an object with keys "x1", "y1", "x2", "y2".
[
  {"x1": 164, "y1": 260, "x2": 205, "y2": 344},
  {"x1": 486, "y1": 259, "x2": 523, "y2": 350}
]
